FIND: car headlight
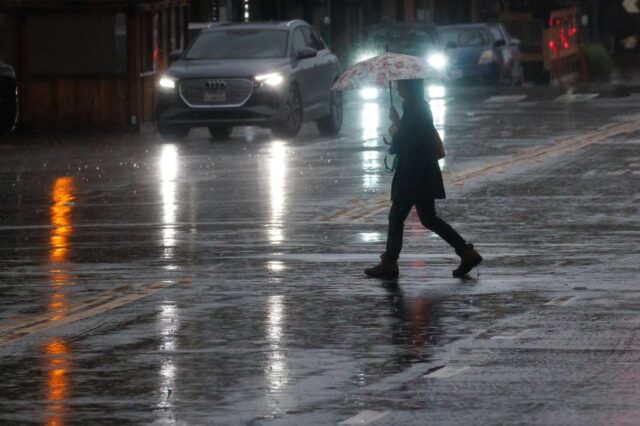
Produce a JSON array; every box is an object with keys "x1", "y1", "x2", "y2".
[
  {"x1": 359, "y1": 87, "x2": 379, "y2": 100},
  {"x1": 159, "y1": 76, "x2": 176, "y2": 90},
  {"x1": 355, "y1": 51, "x2": 377, "y2": 63},
  {"x1": 427, "y1": 52, "x2": 448, "y2": 70},
  {"x1": 255, "y1": 72, "x2": 284, "y2": 87},
  {"x1": 478, "y1": 50, "x2": 496, "y2": 65}
]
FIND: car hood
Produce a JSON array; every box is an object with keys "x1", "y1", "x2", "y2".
[{"x1": 167, "y1": 58, "x2": 290, "y2": 79}]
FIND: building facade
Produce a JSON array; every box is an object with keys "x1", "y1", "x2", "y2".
[{"x1": 0, "y1": 0, "x2": 189, "y2": 131}]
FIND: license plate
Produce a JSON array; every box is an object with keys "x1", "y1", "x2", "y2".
[{"x1": 203, "y1": 90, "x2": 226, "y2": 103}]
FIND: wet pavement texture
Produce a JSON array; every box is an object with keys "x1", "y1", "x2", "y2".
[{"x1": 1, "y1": 88, "x2": 640, "y2": 425}]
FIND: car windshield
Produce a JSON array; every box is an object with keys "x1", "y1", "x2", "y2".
[
  {"x1": 438, "y1": 27, "x2": 491, "y2": 47},
  {"x1": 185, "y1": 30, "x2": 289, "y2": 59},
  {"x1": 368, "y1": 26, "x2": 438, "y2": 54}
]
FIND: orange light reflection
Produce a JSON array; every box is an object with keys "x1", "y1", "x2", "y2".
[{"x1": 46, "y1": 177, "x2": 75, "y2": 426}]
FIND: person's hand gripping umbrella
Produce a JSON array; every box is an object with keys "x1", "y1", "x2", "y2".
[{"x1": 332, "y1": 51, "x2": 446, "y2": 171}]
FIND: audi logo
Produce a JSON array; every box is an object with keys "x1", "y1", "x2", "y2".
[{"x1": 205, "y1": 80, "x2": 226, "y2": 89}]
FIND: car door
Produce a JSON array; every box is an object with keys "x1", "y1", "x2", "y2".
[
  {"x1": 489, "y1": 24, "x2": 510, "y2": 71},
  {"x1": 302, "y1": 26, "x2": 335, "y2": 114},
  {"x1": 290, "y1": 27, "x2": 316, "y2": 111}
]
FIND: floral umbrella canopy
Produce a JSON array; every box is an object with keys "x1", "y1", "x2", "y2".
[{"x1": 332, "y1": 52, "x2": 445, "y2": 105}]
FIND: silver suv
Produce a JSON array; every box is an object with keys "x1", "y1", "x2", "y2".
[{"x1": 156, "y1": 20, "x2": 342, "y2": 140}]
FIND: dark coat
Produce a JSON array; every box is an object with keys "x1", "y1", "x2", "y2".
[{"x1": 389, "y1": 99, "x2": 446, "y2": 201}]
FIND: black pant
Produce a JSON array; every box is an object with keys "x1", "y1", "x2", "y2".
[{"x1": 384, "y1": 197, "x2": 466, "y2": 261}]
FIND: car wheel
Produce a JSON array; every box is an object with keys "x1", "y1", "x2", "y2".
[
  {"x1": 272, "y1": 85, "x2": 303, "y2": 138},
  {"x1": 208, "y1": 125, "x2": 232, "y2": 141},
  {"x1": 158, "y1": 124, "x2": 190, "y2": 140},
  {"x1": 316, "y1": 89, "x2": 342, "y2": 136}
]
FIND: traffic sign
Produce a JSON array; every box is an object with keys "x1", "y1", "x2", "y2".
[{"x1": 623, "y1": 0, "x2": 639, "y2": 13}]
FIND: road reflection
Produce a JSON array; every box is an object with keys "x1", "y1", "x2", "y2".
[
  {"x1": 157, "y1": 303, "x2": 179, "y2": 415},
  {"x1": 265, "y1": 294, "x2": 288, "y2": 413},
  {"x1": 159, "y1": 145, "x2": 179, "y2": 260},
  {"x1": 267, "y1": 141, "x2": 287, "y2": 245},
  {"x1": 361, "y1": 102, "x2": 381, "y2": 191},
  {"x1": 46, "y1": 177, "x2": 75, "y2": 426},
  {"x1": 361, "y1": 102, "x2": 379, "y2": 144},
  {"x1": 156, "y1": 145, "x2": 181, "y2": 419},
  {"x1": 428, "y1": 85, "x2": 447, "y2": 169},
  {"x1": 383, "y1": 282, "x2": 444, "y2": 364}
]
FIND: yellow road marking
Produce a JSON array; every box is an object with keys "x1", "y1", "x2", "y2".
[
  {"x1": 0, "y1": 281, "x2": 174, "y2": 346},
  {"x1": 320, "y1": 116, "x2": 640, "y2": 224}
]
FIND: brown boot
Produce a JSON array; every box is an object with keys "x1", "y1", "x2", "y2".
[
  {"x1": 452, "y1": 244, "x2": 482, "y2": 277},
  {"x1": 364, "y1": 254, "x2": 399, "y2": 278}
]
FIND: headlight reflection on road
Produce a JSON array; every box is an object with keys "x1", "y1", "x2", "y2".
[
  {"x1": 361, "y1": 102, "x2": 379, "y2": 144},
  {"x1": 429, "y1": 98, "x2": 448, "y2": 169},
  {"x1": 360, "y1": 232, "x2": 381, "y2": 242},
  {"x1": 159, "y1": 145, "x2": 179, "y2": 260},
  {"x1": 362, "y1": 150, "x2": 380, "y2": 191},
  {"x1": 266, "y1": 295, "x2": 288, "y2": 398},
  {"x1": 267, "y1": 141, "x2": 287, "y2": 245},
  {"x1": 157, "y1": 303, "x2": 179, "y2": 412}
]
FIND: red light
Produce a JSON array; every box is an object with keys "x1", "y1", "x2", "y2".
[
  {"x1": 564, "y1": 42, "x2": 570, "y2": 49},
  {"x1": 153, "y1": 49, "x2": 159, "y2": 60}
]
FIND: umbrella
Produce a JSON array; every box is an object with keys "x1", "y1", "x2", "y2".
[{"x1": 332, "y1": 51, "x2": 446, "y2": 106}]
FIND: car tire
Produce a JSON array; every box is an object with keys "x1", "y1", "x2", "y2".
[
  {"x1": 272, "y1": 85, "x2": 303, "y2": 138},
  {"x1": 316, "y1": 89, "x2": 342, "y2": 136},
  {"x1": 208, "y1": 125, "x2": 232, "y2": 141},
  {"x1": 158, "y1": 124, "x2": 190, "y2": 140}
]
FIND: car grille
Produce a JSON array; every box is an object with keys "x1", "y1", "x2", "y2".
[{"x1": 179, "y1": 78, "x2": 254, "y2": 107}]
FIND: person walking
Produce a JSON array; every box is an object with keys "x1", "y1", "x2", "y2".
[{"x1": 364, "y1": 79, "x2": 482, "y2": 278}]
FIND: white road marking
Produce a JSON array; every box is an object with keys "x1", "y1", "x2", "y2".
[
  {"x1": 554, "y1": 93, "x2": 599, "y2": 102},
  {"x1": 545, "y1": 296, "x2": 577, "y2": 306},
  {"x1": 490, "y1": 329, "x2": 532, "y2": 340},
  {"x1": 484, "y1": 95, "x2": 527, "y2": 103},
  {"x1": 339, "y1": 410, "x2": 390, "y2": 425},
  {"x1": 425, "y1": 365, "x2": 470, "y2": 378}
]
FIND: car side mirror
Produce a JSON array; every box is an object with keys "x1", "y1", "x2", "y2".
[
  {"x1": 445, "y1": 41, "x2": 457, "y2": 49},
  {"x1": 510, "y1": 38, "x2": 521, "y2": 46},
  {"x1": 169, "y1": 50, "x2": 183, "y2": 63},
  {"x1": 493, "y1": 39, "x2": 506, "y2": 48},
  {"x1": 296, "y1": 47, "x2": 317, "y2": 60}
]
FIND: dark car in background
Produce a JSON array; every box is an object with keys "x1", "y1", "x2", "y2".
[
  {"x1": 157, "y1": 20, "x2": 342, "y2": 140},
  {"x1": 438, "y1": 23, "x2": 523, "y2": 85},
  {"x1": 0, "y1": 61, "x2": 18, "y2": 137}
]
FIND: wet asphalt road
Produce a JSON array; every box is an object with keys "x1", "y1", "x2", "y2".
[{"x1": 1, "y1": 87, "x2": 640, "y2": 425}]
